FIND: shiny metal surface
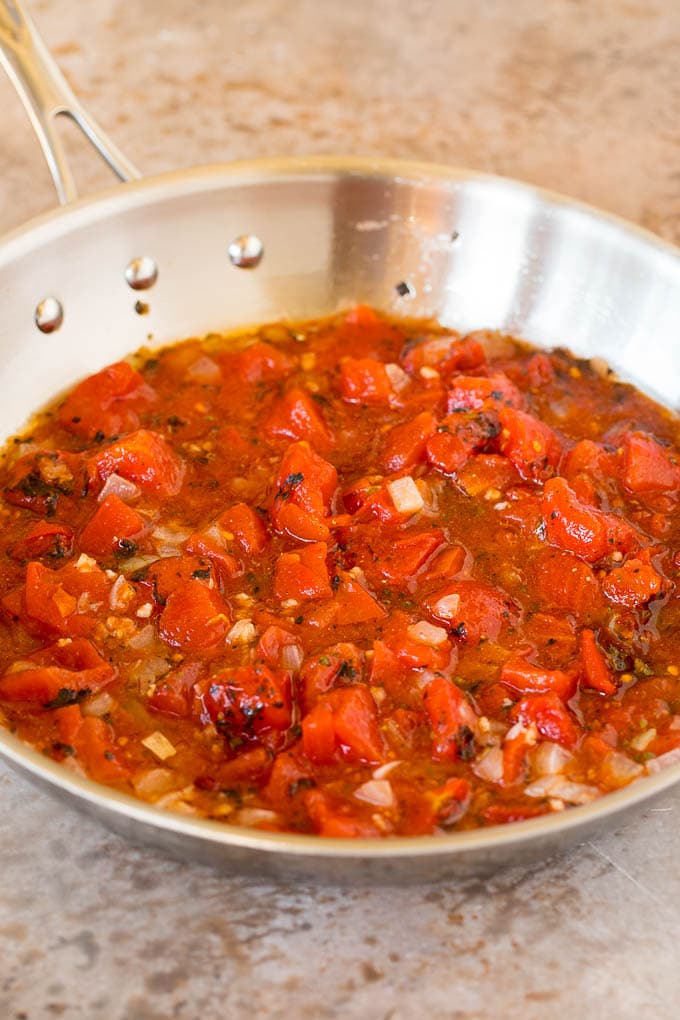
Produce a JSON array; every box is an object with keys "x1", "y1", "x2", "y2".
[
  {"x1": 1, "y1": 0, "x2": 680, "y2": 883},
  {"x1": 0, "y1": 158, "x2": 679, "y2": 880}
]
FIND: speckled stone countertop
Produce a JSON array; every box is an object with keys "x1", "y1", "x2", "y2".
[{"x1": 1, "y1": 2, "x2": 680, "y2": 1018}]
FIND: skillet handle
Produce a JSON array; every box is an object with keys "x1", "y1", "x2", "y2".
[{"x1": 0, "y1": 0, "x2": 140, "y2": 204}]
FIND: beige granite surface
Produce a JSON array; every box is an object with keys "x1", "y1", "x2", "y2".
[{"x1": 1, "y1": 1, "x2": 680, "y2": 1018}]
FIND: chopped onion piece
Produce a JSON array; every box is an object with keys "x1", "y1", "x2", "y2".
[
  {"x1": 645, "y1": 746, "x2": 680, "y2": 775},
  {"x1": 407, "y1": 620, "x2": 448, "y2": 647},
  {"x1": 354, "y1": 779, "x2": 395, "y2": 808},
  {"x1": 98, "y1": 473, "x2": 141, "y2": 503},
  {"x1": 82, "y1": 692, "x2": 115, "y2": 718},
  {"x1": 473, "y1": 746, "x2": 504, "y2": 784},
  {"x1": 128, "y1": 625, "x2": 157, "y2": 650},
  {"x1": 120, "y1": 554, "x2": 158, "y2": 574},
  {"x1": 132, "y1": 768, "x2": 175, "y2": 799},
  {"x1": 372, "y1": 760, "x2": 402, "y2": 780},
  {"x1": 232, "y1": 807, "x2": 280, "y2": 827},
  {"x1": 130, "y1": 655, "x2": 170, "y2": 693},
  {"x1": 433, "y1": 594, "x2": 460, "y2": 620},
  {"x1": 524, "y1": 776, "x2": 598, "y2": 804},
  {"x1": 629, "y1": 728, "x2": 657, "y2": 752},
  {"x1": 141, "y1": 731, "x2": 177, "y2": 761},
  {"x1": 187, "y1": 355, "x2": 221, "y2": 383},
  {"x1": 385, "y1": 362, "x2": 410, "y2": 392},
  {"x1": 109, "y1": 574, "x2": 135, "y2": 612},
  {"x1": 75, "y1": 553, "x2": 98, "y2": 572},
  {"x1": 600, "y1": 751, "x2": 644, "y2": 788},
  {"x1": 531, "y1": 741, "x2": 573, "y2": 777},
  {"x1": 281, "y1": 643, "x2": 304, "y2": 671},
  {"x1": 387, "y1": 476, "x2": 424, "y2": 515},
  {"x1": 152, "y1": 523, "x2": 192, "y2": 558},
  {"x1": 227, "y1": 619, "x2": 257, "y2": 646}
]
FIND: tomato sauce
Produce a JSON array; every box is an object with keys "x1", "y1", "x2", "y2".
[{"x1": 0, "y1": 305, "x2": 678, "y2": 838}]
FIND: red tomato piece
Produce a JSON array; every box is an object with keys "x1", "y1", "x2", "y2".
[
  {"x1": 218, "y1": 503, "x2": 269, "y2": 555},
  {"x1": 71, "y1": 715, "x2": 130, "y2": 783},
  {"x1": 446, "y1": 373, "x2": 524, "y2": 413},
  {"x1": 601, "y1": 557, "x2": 664, "y2": 607},
  {"x1": 332, "y1": 570, "x2": 387, "y2": 625},
  {"x1": 148, "y1": 661, "x2": 203, "y2": 718},
  {"x1": 580, "y1": 628, "x2": 617, "y2": 696},
  {"x1": 509, "y1": 692, "x2": 579, "y2": 747},
  {"x1": 623, "y1": 431, "x2": 680, "y2": 495},
  {"x1": 256, "y1": 625, "x2": 301, "y2": 669},
  {"x1": 9, "y1": 521, "x2": 74, "y2": 562},
  {"x1": 423, "y1": 579, "x2": 518, "y2": 644},
  {"x1": 304, "y1": 788, "x2": 382, "y2": 838},
  {"x1": 500, "y1": 656, "x2": 577, "y2": 702},
  {"x1": 183, "y1": 534, "x2": 242, "y2": 584},
  {"x1": 422, "y1": 675, "x2": 477, "y2": 761},
  {"x1": 497, "y1": 407, "x2": 562, "y2": 482},
  {"x1": 482, "y1": 802, "x2": 549, "y2": 825},
  {"x1": 4, "y1": 450, "x2": 84, "y2": 517},
  {"x1": 90, "y1": 430, "x2": 185, "y2": 498},
  {"x1": 380, "y1": 412, "x2": 437, "y2": 472},
  {"x1": 426, "y1": 412, "x2": 501, "y2": 475},
  {"x1": 299, "y1": 643, "x2": 364, "y2": 710},
  {"x1": 273, "y1": 542, "x2": 331, "y2": 602},
  {"x1": 339, "y1": 357, "x2": 393, "y2": 404},
  {"x1": 142, "y1": 555, "x2": 218, "y2": 604},
  {"x1": 58, "y1": 360, "x2": 155, "y2": 439},
  {"x1": 531, "y1": 548, "x2": 604, "y2": 622},
  {"x1": 264, "y1": 748, "x2": 314, "y2": 811},
  {"x1": 302, "y1": 686, "x2": 384, "y2": 765},
  {"x1": 542, "y1": 477, "x2": 611, "y2": 562},
  {"x1": 270, "y1": 442, "x2": 338, "y2": 539},
  {"x1": 195, "y1": 665, "x2": 292, "y2": 737},
  {"x1": 158, "y1": 580, "x2": 230, "y2": 652},
  {"x1": 79, "y1": 495, "x2": 146, "y2": 560},
  {"x1": 0, "y1": 637, "x2": 116, "y2": 705},
  {"x1": 23, "y1": 560, "x2": 110, "y2": 636},
  {"x1": 218, "y1": 341, "x2": 294, "y2": 384},
  {"x1": 264, "y1": 387, "x2": 332, "y2": 453}
]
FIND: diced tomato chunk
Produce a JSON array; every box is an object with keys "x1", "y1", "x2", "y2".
[
  {"x1": 0, "y1": 637, "x2": 116, "y2": 705},
  {"x1": 142, "y1": 555, "x2": 218, "y2": 603},
  {"x1": 601, "y1": 557, "x2": 664, "y2": 607},
  {"x1": 531, "y1": 548, "x2": 604, "y2": 622},
  {"x1": 90, "y1": 430, "x2": 185, "y2": 498},
  {"x1": 148, "y1": 661, "x2": 202, "y2": 718},
  {"x1": 542, "y1": 478, "x2": 638, "y2": 563},
  {"x1": 447, "y1": 373, "x2": 524, "y2": 413},
  {"x1": 69, "y1": 715, "x2": 130, "y2": 783},
  {"x1": 304, "y1": 788, "x2": 382, "y2": 838},
  {"x1": 4, "y1": 450, "x2": 83, "y2": 517},
  {"x1": 509, "y1": 692, "x2": 579, "y2": 747},
  {"x1": 332, "y1": 570, "x2": 387, "y2": 625},
  {"x1": 500, "y1": 656, "x2": 576, "y2": 702},
  {"x1": 270, "y1": 442, "x2": 337, "y2": 539},
  {"x1": 423, "y1": 579, "x2": 518, "y2": 644},
  {"x1": 623, "y1": 432, "x2": 680, "y2": 495},
  {"x1": 58, "y1": 360, "x2": 155, "y2": 439},
  {"x1": 158, "y1": 580, "x2": 230, "y2": 652},
  {"x1": 79, "y1": 495, "x2": 146, "y2": 559},
  {"x1": 10, "y1": 521, "x2": 74, "y2": 562},
  {"x1": 299, "y1": 643, "x2": 364, "y2": 710},
  {"x1": 183, "y1": 534, "x2": 242, "y2": 584},
  {"x1": 273, "y1": 542, "x2": 331, "y2": 601},
  {"x1": 380, "y1": 412, "x2": 437, "y2": 472},
  {"x1": 580, "y1": 628, "x2": 617, "y2": 696},
  {"x1": 23, "y1": 560, "x2": 110, "y2": 636},
  {"x1": 264, "y1": 387, "x2": 332, "y2": 453},
  {"x1": 422, "y1": 675, "x2": 477, "y2": 761},
  {"x1": 339, "y1": 357, "x2": 393, "y2": 404},
  {"x1": 218, "y1": 341, "x2": 293, "y2": 384},
  {"x1": 302, "y1": 686, "x2": 384, "y2": 765},
  {"x1": 497, "y1": 407, "x2": 562, "y2": 482},
  {"x1": 426, "y1": 412, "x2": 500, "y2": 475},
  {"x1": 195, "y1": 665, "x2": 292, "y2": 736},
  {"x1": 218, "y1": 503, "x2": 268, "y2": 555}
]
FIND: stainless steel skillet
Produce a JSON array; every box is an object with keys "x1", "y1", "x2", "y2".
[{"x1": 0, "y1": 0, "x2": 679, "y2": 883}]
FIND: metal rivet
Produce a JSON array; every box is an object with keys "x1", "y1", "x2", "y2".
[
  {"x1": 395, "y1": 280, "x2": 415, "y2": 298},
  {"x1": 228, "y1": 234, "x2": 264, "y2": 269},
  {"x1": 125, "y1": 256, "x2": 158, "y2": 290},
  {"x1": 34, "y1": 297, "x2": 63, "y2": 333}
]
